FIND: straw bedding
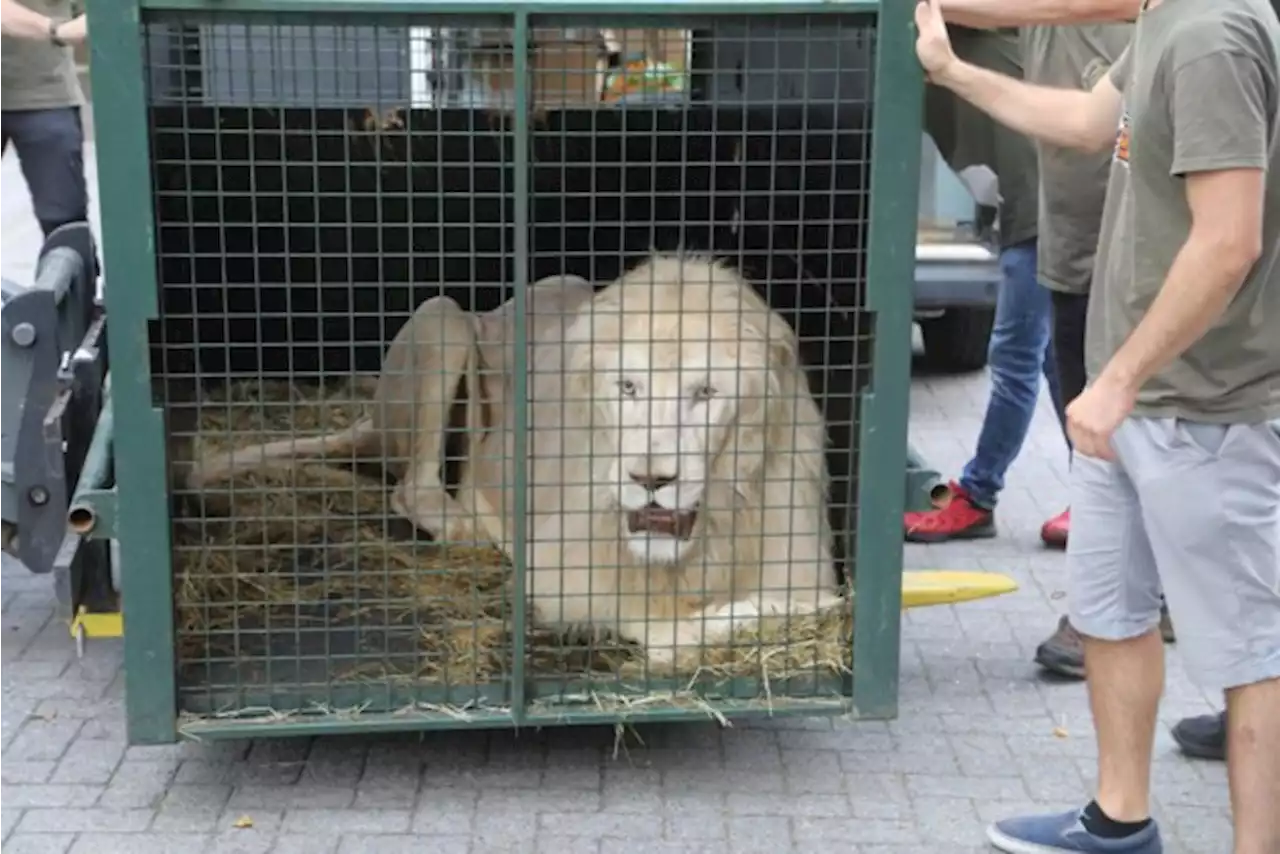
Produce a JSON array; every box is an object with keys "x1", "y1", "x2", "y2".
[{"x1": 171, "y1": 378, "x2": 854, "y2": 690}]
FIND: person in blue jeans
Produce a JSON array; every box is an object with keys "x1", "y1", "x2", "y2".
[
  {"x1": 908, "y1": 25, "x2": 1070, "y2": 544},
  {"x1": 951, "y1": 236, "x2": 1063, "y2": 524}
]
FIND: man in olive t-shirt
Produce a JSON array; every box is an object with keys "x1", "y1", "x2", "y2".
[
  {"x1": 908, "y1": 25, "x2": 1071, "y2": 546},
  {"x1": 1014, "y1": 23, "x2": 1181, "y2": 683},
  {"x1": 918, "y1": 0, "x2": 1280, "y2": 852},
  {"x1": 1, "y1": 0, "x2": 90, "y2": 240}
]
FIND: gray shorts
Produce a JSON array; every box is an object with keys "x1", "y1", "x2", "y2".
[{"x1": 1067, "y1": 416, "x2": 1280, "y2": 693}]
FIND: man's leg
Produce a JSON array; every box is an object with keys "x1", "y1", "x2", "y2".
[
  {"x1": 5, "y1": 107, "x2": 90, "y2": 239},
  {"x1": 904, "y1": 237, "x2": 1054, "y2": 542},
  {"x1": 1037, "y1": 594, "x2": 1178, "y2": 683},
  {"x1": 1032, "y1": 289, "x2": 1177, "y2": 681},
  {"x1": 1040, "y1": 289, "x2": 1088, "y2": 549},
  {"x1": 957, "y1": 238, "x2": 1050, "y2": 509},
  {"x1": 1035, "y1": 289, "x2": 1102, "y2": 680},
  {"x1": 1133, "y1": 418, "x2": 1280, "y2": 854},
  {"x1": 1226, "y1": 679, "x2": 1280, "y2": 854},
  {"x1": 987, "y1": 423, "x2": 1166, "y2": 854}
]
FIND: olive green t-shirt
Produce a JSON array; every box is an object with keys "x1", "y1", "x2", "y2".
[
  {"x1": 1089, "y1": 0, "x2": 1280, "y2": 422},
  {"x1": 1020, "y1": 24, "x2": 1133, "y2": 294},
  {"x1": 1, "y1": 0, "x2": 82, "y2": 112},
  {"x1": 924, "y1": 27, "x2": 1039, "y2": 249}
]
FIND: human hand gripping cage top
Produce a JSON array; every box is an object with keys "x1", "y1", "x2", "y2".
[{"x1": 184, "y1": 254, "x2": 845, "y2": 667}]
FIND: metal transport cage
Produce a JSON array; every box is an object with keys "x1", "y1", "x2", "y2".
[{"x1": 86, "y1": 0, "x2": 923, "y2": 745}]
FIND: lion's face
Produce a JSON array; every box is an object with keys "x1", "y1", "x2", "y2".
[
  {"x1": 565, "y1": 256, "x2": 786, "y2": 566},
  {"x1": 600, "y1": 335, "x2": 750, "y2": 564}
]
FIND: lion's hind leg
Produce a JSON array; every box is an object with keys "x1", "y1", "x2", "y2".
[
  {"x1": 185, "y1": 419, "x2": 378, "y2": 492},
  {"x1": 384, "y1": 296, "x2": 486, "y2": 542}
]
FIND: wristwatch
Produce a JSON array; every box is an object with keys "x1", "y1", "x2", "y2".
[{"x1": 48, "y1": 19, "x2": 67, "y2": 47}]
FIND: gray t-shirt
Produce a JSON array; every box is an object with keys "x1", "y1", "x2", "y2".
[
  {"x1": 924, "y1": 27, "x2": 1039, "y2": 249},
  {"x1": 1089, "y1": 0, "x2": 1280, "y2": 422},
  {"x1": 1020, "y1": 24, "x2": 1134, "y2": 293},
  {"x1": 0, "y1": 0, "x2": 82, "y2": 112}
]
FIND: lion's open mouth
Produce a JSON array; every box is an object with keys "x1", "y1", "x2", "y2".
[{"x1": 627, "y1": 503, "x2": 698, "y2": 540}]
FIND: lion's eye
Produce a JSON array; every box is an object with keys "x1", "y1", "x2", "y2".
[
  {"x1": 618, "y1": 380, "x2": 638, "y2": 397},
  {"x1": 693, "y1": 385, "x2": 717, "y2": 401}
]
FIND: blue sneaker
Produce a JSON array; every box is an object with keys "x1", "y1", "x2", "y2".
[{"x1": 986, "y1": 807, "x2": 1163, "y2": 853}]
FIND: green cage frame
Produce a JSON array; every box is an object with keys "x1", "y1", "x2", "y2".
[{"x1": 87, "y1": 0, "x2": 923, "y2": 745}]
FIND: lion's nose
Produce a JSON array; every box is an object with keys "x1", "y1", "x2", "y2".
[{"x1": 630, "y1": 471, "x2": 677, "y2": 492}]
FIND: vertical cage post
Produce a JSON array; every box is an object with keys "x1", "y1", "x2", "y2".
[
  {"x1": 85, "y1": 0, "x2": 181, "y2": 743},
  {"x1": 851, "y1": 0, "x2": 924, "y2": 719},
  {"x1": 510, "y1": 9, "x2": 531, "y2": 724}
]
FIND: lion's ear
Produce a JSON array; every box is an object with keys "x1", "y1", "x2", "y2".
[
  {"x1": 756, "y1": 314, "x2": 807, "y2": 415},
  {"x1": 562, "y1": 310, "x2": 595, "y2": 389},
  {"x1": 762, "y1": 313, "x2": 801, "y2": 375}
]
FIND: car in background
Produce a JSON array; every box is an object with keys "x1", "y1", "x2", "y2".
[{"x1": 912, "y1": 135, "x2": 999, "y2": 373}]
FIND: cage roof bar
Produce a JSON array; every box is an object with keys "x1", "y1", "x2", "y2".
[{"x1": 137, "y1": 0, "x2": 882, "y2": 14}]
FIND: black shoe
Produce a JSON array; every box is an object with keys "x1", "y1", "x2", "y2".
[
  {"x1": 1171, "y1": 710, "x2": 1226, "y2": 761},
  {"x1": 1034, "y1": 615, "x2": 1086, "y2": 680}
]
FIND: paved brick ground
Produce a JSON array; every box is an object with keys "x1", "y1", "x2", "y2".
[{"x1": 2, "y1": 143, "x2": 1229, "y2": 854}]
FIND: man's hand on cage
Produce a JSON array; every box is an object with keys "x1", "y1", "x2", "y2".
[{"x1": 914, "y1": 0, "x2": 957, "y2": 82}]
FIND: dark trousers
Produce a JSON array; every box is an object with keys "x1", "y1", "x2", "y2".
[
  {"x1": 2, "y1": 106, "x2": 90, "y2": 240},
  {"x1": 1050, "y1": 289, "x2": 1089, "y2": 458}
]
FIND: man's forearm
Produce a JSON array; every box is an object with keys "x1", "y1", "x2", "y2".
[
  {"x1": 1097, "y1": 234, "x2": 1257, "y2": 393},
  {"x1": 939, "y1": 0, "x2": 1140, "y2": 28},
  {"x1": 1, "y1": 0, "x2": 53, "y2": 40},
  {"x1": 936, "y1": 60, "x2": 1111, "y2": 153}
]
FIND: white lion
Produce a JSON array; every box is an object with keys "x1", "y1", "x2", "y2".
[{"x1": 188, "y1": 254, "x2": 843, "y2": 664}]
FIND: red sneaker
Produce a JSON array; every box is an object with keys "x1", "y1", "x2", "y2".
[
  {"x1": 1041, "y1": 508, "x2": 1070, "y2": 550},
  {"x1": 904, "y1": 481, "x2": 996, "y2": 543}
]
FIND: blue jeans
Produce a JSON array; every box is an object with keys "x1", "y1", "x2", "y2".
[{"x1": 959, "y1": 238, "x2": 1066, "y2": 510}]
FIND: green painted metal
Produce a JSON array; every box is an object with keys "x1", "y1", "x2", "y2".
[
  {"x1": 68, "y1": 374, "x2": 116, "y2": 539},
  {"x1": 851, "y1": 0, "x2": 922, "y2": 720},
  {"x1": 139, "y1": 0, "x2": 880, "y2": 12},
  {"x1": 68, "y1": 488, "x2": 117, "y2": 540},
  {"x1": 95, "y1": 1, "x2": 924, "y2": 743},
  {"x1": 84, "y1": 0, "x2": 180, "y2": 744},
  {"x1": 176, "y1": 693, "x2": 847, "y2": 740},
  {"x1": 509, "y1": 11, "x2": 531, "y2": 728}
]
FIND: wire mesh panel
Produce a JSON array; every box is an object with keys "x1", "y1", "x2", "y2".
[{"x1": 96, "y1": 0, "x2": 921, "y2": 741}]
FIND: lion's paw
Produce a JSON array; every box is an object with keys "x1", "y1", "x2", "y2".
[
  {"x1": 634, "y1": 600, "x2": 767, "y2": 667},
  {"x1": 394, "y1": 488, "x2": 473, "y2": 542},
  {"x1": 694, "y1": 599, "x2": 762, "y2": 641},
  {"x1": 813, "y1": 590, "x2": 846, "y2": 613},
  {"x1": 643, "y1": 643, "x2": 678, "y2": 667},
  {"x1": 756, "y1": 590, "x2": 845, "y2": 618},
  {"x1": 440, "y1": 516, "x2": 489, "y2": 548}
]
